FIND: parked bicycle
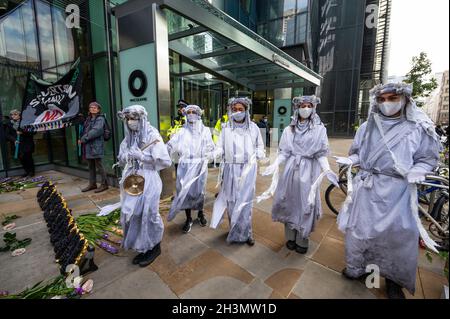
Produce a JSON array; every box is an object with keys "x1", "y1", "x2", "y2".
[{"x1": 325, "y1": 164, "x2": 449, "y2": 249}]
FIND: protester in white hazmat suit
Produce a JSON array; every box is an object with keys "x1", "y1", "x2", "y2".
[
  {"x1": 211, "y1": 97, "x2": 266, "y2": 246},
  {"x1": 116, "y1": 105, "x2": 172, "y2": 267},
  {"x1": 257, "y1": 96, "x2": 339, "y2": 254},
  {"x1": 166, "y1": 104, "x2": 215, "y2": 233},
  {"x1": 335, "y1": 83, "x2": 442, "y2": 299}
]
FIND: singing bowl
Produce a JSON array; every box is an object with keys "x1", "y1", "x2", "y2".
[{"x1": 123, "y1": 174, "x2": 145, "y2": 196}]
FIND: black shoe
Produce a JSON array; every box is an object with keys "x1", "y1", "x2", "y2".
[
  {"x1": 132, "y1": 253, "x2": 145, "y2": 265},
  {"x1": 342, "y1": 268, "x2": 355, "y2": 280},
  {"x1": 182, "y1": 219, "x2": 193, "y2": 233},
  {"x1": 386, "y1": 279, "x2": 405, "y2": 299},
  {"x1": 246, "y1": 238, "x2": 255, "y2": 246},
  {"x1": 139, "y1": 244, "x2": 161, "y2": 268},
  {"x1": 295, "y1": 245, "x2": 308, "y2": 254},
  {"x1": 198, "y1": 212, "x2": 207, "y2": 227},
  {"x1": 286, "y1": 241, "x2": 296, "y2": 251},
  {"x1": 94, "y1": 184, "x2": 109, "y2": 193},
  {"x1": 82, "y1": 184, "x2": 97, "y2": 192},
  {"x1": 341, "y1": 268, "x2": 369, "y2": 282}
]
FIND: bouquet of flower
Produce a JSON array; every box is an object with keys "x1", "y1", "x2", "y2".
[
  {"x1": 76, "y1": 210, "x2": 122, "y2": 252},
  {"x1": 0, "y1": 276, "x2": 94, "y2": 299},
  {"x1": 0, "y1": 232, "x2": 32, "y2": 252},
  {"x1": 0, "y1": 176, "x2": 48, "y2": 194}
]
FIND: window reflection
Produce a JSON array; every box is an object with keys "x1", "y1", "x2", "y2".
[
  {"x1": 1, "y1": 6, "x2": 26, "y2": 62},
  {"x1": 36, "y1": 0, "x2": 56, "y2": 69},
  {"x1": 52, "y1": 6, "x2": 74, "y2": 66},
  {"x1": 256, "y1": 0, "x2": 310, "y2": 48}
]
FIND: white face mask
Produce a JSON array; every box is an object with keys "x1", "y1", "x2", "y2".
[
  {"x1": 299, "y1": 108, "x2": 313, "y2": 119},
  {"x1": 187, "y1": 114, "x2": 199, "y2": 123},
  {"x1": 127, "y1": 119, "x2": 139, "y2": 131},
  {"x1": 232, "y1": 111, "x2": 246, "y2": 122},
  {"x1": 378, "y1": 99, "x2": 404, "y2": 117}
]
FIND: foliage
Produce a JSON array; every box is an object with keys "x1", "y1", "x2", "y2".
[
  {"x1": 0, "y1": 176, "x2": 48, "y2": 194},
  {"x1": 1, "y1": 275, "x2": 78, "y2": 299},
  {"x1": 0, "y1": 232, "x2": 32, "y2": 252},
  {"x1": 75, "y1": 209, "x2": 122, "y2": 246},
  {"x1": 404, "y1": 52, "x2": 438, "y2": 107},
  {"x1": 1, "y1": 214, "x2": 20, "y2": 226}
]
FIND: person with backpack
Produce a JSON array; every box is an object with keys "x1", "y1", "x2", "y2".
[{"x1": 79, "y1": 102, "x2": 109, "y2": 193}]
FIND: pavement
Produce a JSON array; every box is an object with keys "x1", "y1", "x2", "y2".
[{"x1": 0, "y1": 138, "x2": 448, "y2": 299}]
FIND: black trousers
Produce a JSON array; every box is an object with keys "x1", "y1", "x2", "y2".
[
  {"x1": 88, "y1": 158, "x2": 108, "y2": 186},
  {"x1": 19, "y1": 151, "x2": 35, "y2": 176}
]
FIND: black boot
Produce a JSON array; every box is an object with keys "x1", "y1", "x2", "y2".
[
  {"x1": 295, "y1": 245, "x2": 308, "y2": 254},
  {"x1": 386, "y1": 278, "x2": 405, "y2": 299},
  {"x1": 198, "y1": 210, "x2": 207, "y2": 227},
  {"x1": 342, "y1": 268, "x2": 370, "y2": 282},
  {"x1": 183, "y1": 210, "x2": 193, "y2": 233},
  {"x1": 246, "y1": 238, "x2": 255, "y2": 246},
  {"x1": 286, "y1": 241, "x2": 296, "y2": 251},
  {"x1": 139, "y1": 243, "x2": 161, "y2": 268},
  {"x1": 132, "y1": 253, "x2": 145, "y2": 265},
  {"x1": 79, "y1": 245, "x2": 98, "y2": 275}
]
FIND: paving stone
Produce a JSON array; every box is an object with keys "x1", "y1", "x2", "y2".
[
  {"x1": 419, "y1": 267, "x2": 448, "y2": 299},
  {"x1": 87, "y1": 269, "x2": 178, "y2": 299},
  {"x1": 166, "y1": 232, "x2": 209, "y2": 266},
  {"x1": 326, "y1": 223, "x2": 345, "y2": 242},
  {"x1": 237, "y1": 278, "x2": 273, "y2": 299},
  {"x1": 180, "y1": 276, "x2": 247, "y2": 299},
  {"x1": 213, "y1": 241, "x2": 307, "y2": 281},
  {"x1": 0, "y1": 220, "x2": 60, "y2": 294},
  {"x1": 264, "y1": 268, "x2": 303, "y2": 298},
  {"x1": 158, "y1": 249, "x2": 254, "y2": 296},
  {"x1": 252, "y1": 208, "x2": 285, "y2": 252},
  {"x1": 83, "y1": 250, "x2": 141, "y2": 292},
  {"x1": 311, "y1": 236, "x2": 346, "y2": 273},
  {"x1": 292, "y1": 262, "x2": 376, "y2": 299},
  {"x1": 417, "y1": 249, "x2": 447, "y2": 277}
]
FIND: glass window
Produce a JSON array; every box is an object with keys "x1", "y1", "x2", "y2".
[
  {"x1": 21, "y1": 0, "x2": 39, "y2": 64},
  {"x1": 283, "y1": 0, "x2": 296, "y2": 15},
  {"x1": 0, "y1": 6, "x2": 26, "y2": 62},
  {"x1": 36, "y1": 0, "x2": 56, "y2": 69},
  {"x1": 297, "y1": 0, "x2": 308, "y2": 13},
  {"x1": 52, "y1": 6, "x2": 75, "y2": 66},
  {"x1": 295, "y1": 13, "x2": 307, "y2": 43}
]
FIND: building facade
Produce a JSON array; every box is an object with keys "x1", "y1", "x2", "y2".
[
  {"x1": 215, "y1": 0, "x2": 391, "y2": 136},
  {"x1": 437, "y1": 70, "x2": 449, "y2": 126},
  {"x1": 0, "y1": 0, "x2": 390, "y2": 179}
]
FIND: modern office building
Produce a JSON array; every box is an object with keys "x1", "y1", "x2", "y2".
[
  {"x1": 0, "y1": 0, "x2": 391, "y2": 182},
  {"x1": 437, "y1": 70, "x2": 449, "y2": 126}
]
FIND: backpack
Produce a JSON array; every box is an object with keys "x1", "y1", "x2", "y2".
[{"x1": 102, "y1": 115, "x2": 112, "y2": 141}]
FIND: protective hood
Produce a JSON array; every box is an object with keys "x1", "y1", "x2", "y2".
[
  {"x1": 290, "y1": 95, "x2": 322, "y2": 129},
  {"x1": 227, "y1": 97, "x2": 252, "y2": 130},
  {"x1": 117, "y1": 105, "x2": 160, "y2": 148}
]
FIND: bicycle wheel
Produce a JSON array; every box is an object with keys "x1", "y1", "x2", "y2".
[
  {"x1": 429, "y1": 193, "x2": 449, "y2": 240},
  {"x1": 325, "y1": 181, "x2": 348, "y2": 216}
]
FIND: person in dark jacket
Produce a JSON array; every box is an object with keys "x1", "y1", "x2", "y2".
[
  {"x1": 80, "y1": 102, "x2": 108, "y2": 193},
  {"x1": 4, "y1": 109, "x2": 35, "y2": 177},
  {"x1": 257, "y1": 115, "x2": 271, "y2": 148}
]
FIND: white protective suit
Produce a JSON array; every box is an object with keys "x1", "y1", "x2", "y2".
[
  {"x1": 211, "y1": 98, "x2": 266, "y2": 243},
  {"x1": 337, "y1": 83, "x2": 442, "y2": 294},
  {"x1": 258, "y1": 96, "x2": 337, "y2": 244},
  {"x1": 166, "y1": 105, "x2": 215, "y2": 221},
  {"x1": 117, "y1": 105, "x2": 172, "y2": 253}
]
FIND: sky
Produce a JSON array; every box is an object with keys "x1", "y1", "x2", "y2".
[{"x1": 388, "y1": 0, "x2": 449, "y2": 77}]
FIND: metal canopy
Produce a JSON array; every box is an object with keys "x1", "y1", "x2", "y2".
[{"x1": 160, "y1": 0, "x2": 322, "y2": 91}]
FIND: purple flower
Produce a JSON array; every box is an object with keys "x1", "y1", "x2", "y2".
[
  {"x1": 75, "y1": 287, "x2": 84, "y2": 295},
  {"x1": 0, "y1": 290, "x2": 9, "y2": 296},
  {"x1": 96, "y1": 240, "x2": 119, "y2": 254}
]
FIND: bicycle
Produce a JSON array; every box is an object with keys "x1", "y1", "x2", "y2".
[{"x1": 325, "y1": 165, "x2": 449, "y2": 246}]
